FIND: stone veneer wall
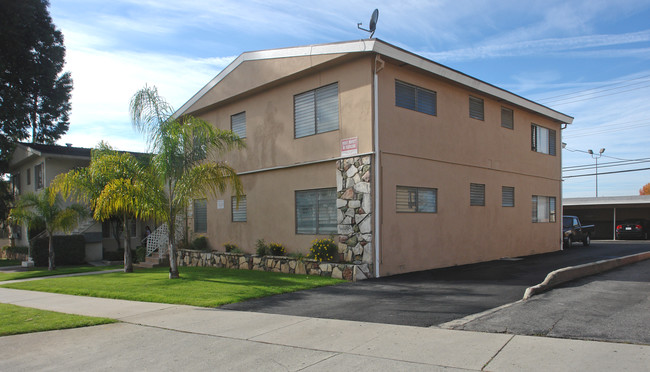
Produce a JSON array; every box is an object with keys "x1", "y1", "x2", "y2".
[
  {"x1": 336, "y1": 155, "x2": 373, "y2": 266},
  {"x1": 177, "y1": 250, "x2": 372, "y2": 281}
]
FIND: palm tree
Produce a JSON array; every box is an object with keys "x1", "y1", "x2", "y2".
[
  {"x1": 130, "y1": 85, "x2": 244, "y2": 279},
  {"x1": 52, "y1": 143, "x2": 156, "y2": 273},
  {"x1": 9, "y1": 188, "x2": 87, "y2": 270}
]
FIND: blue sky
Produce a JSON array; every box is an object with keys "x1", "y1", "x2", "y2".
[{"x1": 48, "y1": 0, "x2": 650, "y2": 198}]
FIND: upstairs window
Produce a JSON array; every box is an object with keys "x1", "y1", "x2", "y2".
[
  {"x1": 395, "y1": 80, "x2": 437, "y2": 116},
  {"x1": 26, "y1": 168, "x2": 31, "y2": 186},
  {"x1": 294, "y1": 83, "x2": 339, "y2": 138},
  {"x1": 532, "y1": 195, "x2": 556, "y2": 223},
  {"x1": 232, "y1": 196, "x2": 247, "y2": 222},
  {"x1": 295, "y1": 188, "x2": 337, "y2": 234},
  {"x1": 469, "y1": 96, "x2": 484, "y2": 120},
  {"x1": 531, "y1": 124, "x2": 556, "y2": 155},
  {"x1": 193, "y1": 199, "x2": 207, "y2": 233},
  {"x1": 11, "y1": 173, "x2": 20, "y2": 195},
  {"x1": 470, "y1": 183, "x2": 485, "y2": 206},
  {"x1": 35, "y1": 163, "x2": 44, "y2": 190},
  {"x1": 231, "y1": 112, "x2": 246, "y2": 139},
  {"x1": 396, "y1": 186, "x2": 437, "y2": 213},
  {"x1": 502, "y1": 186, "x2": 515, "y2": 207},
  {"x1": 501, "y1": 107, "x2": 514, "y2": 129}
]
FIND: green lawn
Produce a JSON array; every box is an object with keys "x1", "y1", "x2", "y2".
[
  {"x1": 0, "y1": 259, "x2": 21, "y2": 267},
  {"x1": 0, "y1": 303, "x2": 116, "y2": 336},
  {"x1": 0, "y1": 265, "x2": 123, "y2": 281},
  {"x1": 1, "y1": 266, "x2": 345, "y2": 307}
]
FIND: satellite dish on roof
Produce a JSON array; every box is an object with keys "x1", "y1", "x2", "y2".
[{"x1": 357, "y1": 9, "x2": 379, "y2": 38}]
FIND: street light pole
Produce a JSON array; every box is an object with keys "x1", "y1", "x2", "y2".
[{"x1": 588, "y1": 148, "x2": 605, "y2": 197}]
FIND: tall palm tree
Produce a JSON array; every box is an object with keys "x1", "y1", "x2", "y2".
[
  {"x1": 130, "y1": 85, "x2": 244, "y2": 279},
  {"x1": 9, "y1": 187, "x2": 86, "y2": 270},
  {"x1": 52, "y1": 143, "x2": 156, "y2": 273}
]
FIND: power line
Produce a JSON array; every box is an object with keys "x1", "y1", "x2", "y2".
[
  {"x1": 536, "y1": 73, "x2": 650, "y2": 103},
  {"x1": 562, "y1": 166, "x2": 650, "y2": 178},
  {"x1": 549, "y1": 84, "x2": 650, "y2": 106},
  {"x1": 563, "y1": 157, "x2": 650, "y2": 171}
]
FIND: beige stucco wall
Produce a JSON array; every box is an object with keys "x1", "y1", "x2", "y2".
[
  {"x1": 375, "y1": 60, "x2": 563, "y2": 276},
  {"x1": 186, "y1": 55, "x2": 375, "y2": 254}
]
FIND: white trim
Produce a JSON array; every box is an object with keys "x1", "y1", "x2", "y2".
[
  {"x1": 236, "y1": 152, "x2": 374, "y2": 176},
  {"x1": 174, "y1": 39, "x2": 573, "y2": 125}
]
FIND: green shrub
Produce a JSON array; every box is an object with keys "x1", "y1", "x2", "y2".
[
  {"x1": 309, "y1": 238, "x2": 338, "y2": 262},
  {"x1": 3, "y1": 245, "x2": 29, "y2": 255},
  {"x1": 255, "y1": 239, "x2": 269, "y2": 256},
  {"x1": 223, "y1": 242, "x2": 238, "y2": 252},
  {"x1": 135, "y1": 245, "x2": 146, "y2": 263},
  {"x1": 31, "y1": 235, "x2": 86, "y2": 267},
  {"x1": 269, "y1": 242, "x2": 286, "y2": 256},
  {"x1": 229, "y1": 247, "x2": 244, "y2": 254},
  {"x1": 104, "y1": 248, "x2": 136, "y2": 262},
  {"x1": 287, "y1": 252, "x2": 305, "y2": 261},
  {"x1": 191, "y1": 236, "x2": 209, "y2": 251}
]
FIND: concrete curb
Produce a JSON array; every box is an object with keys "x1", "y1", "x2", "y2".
[{"x1": 523, "y1": 250, "x2": 650, "y2": 300}]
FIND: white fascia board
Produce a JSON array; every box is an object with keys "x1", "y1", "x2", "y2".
[
  {"x1": 173, "y1": 40, "x2": 376, "y2": 118},
  {"x1": 174, "y1": 39, "x2": 572, "y2": 125},
  {"x1": 373, "y1": 41, "x2": 573, "y2": 124}
]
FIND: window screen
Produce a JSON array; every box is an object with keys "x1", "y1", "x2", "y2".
[
  {"x1": 295, "y1": 188, "x2": 337, "y2": 234},
  {"x1": 231, "y1": 112, "x2": 246, "y2": 139},
  {"x1": 395, "y1": 80, "x2": 437, "y2": 116},
  {"x1": 469, "y1": 96, "x2": 484, "y2": 120},
  {"x1": 532, "y1": 195, "x2": 556, "y2": 223},
  {"x1": 531, "y1": 124, "x2": 556, "y2": 156},
  {"x1": 193, "y1": 199, "x2": 207, "y2": 233},
  {"x1": 501, "y1": 107, "x2": 514, "y2": 129},
  {"x1": 396, "y1": 186, "x2": 437, "y2": 213},
  {"x1": 294, "y1": 83, "x2": 339, "y2": 138},
  {"x1": 232, "y1": 196, "x2": 247, "y2": 222},
  {"x1": 502, "y1": 186, "x2": 515, "y2": 207},
  {"x1": 470, "y1": 183, "x2": 485, "y2": 206}
]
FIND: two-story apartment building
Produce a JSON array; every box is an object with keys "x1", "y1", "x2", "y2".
[
  {"x1": 175, "y1": 39, "x2": 573, "y2": 277},
  {"x1": 8, "y1": 142, "x2": 149, "y2": 261}
]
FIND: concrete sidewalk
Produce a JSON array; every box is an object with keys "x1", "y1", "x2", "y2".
[{"x1": 1, "y1": 288, "x2": 649, "y2": 371}]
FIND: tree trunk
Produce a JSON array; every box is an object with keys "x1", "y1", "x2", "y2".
[
  {"x1": 123, "y1": 215, "x2": 133, "y2": 273},
  {"x1": 168, "y1": 216, "x2": 179, "y2": 279},
  {"x1": 48, "y1": 232, "x2": 55, "y2": 271}
]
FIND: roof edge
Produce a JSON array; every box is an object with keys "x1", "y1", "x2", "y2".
[{"x1": 174, "y1": 39, "x2": 573, "y2": 124}]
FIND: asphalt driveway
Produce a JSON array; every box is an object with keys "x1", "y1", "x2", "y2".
[
  {"x1": 220, "y1": 241, "x2": 650, "y2": 327},
  {"x1": 453, "y1": 258, "x2": 650, "y2": 345}
]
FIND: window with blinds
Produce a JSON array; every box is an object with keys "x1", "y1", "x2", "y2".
[
  {"x1": 232, "y1": 196, "x2": 247, "y2": 222},
  {"x1": 396, "y1": 186, "x2": 437, "y2": 213},
  {"x1": 532, "y1": 195, "x2": 556, "y2": 223},
  {"x1": 501, "y1": 107, "x2": 514, "y2": 129},
  {"x1": 469, "y1": 96, "x2": 484, "y2": 120},
  {"x1": 35, "y1": 163, "x2": 44, "y2": 190},
  {"x1": 395, "y1": 80, "x2": 437, "y2": 116},
  {"x1": 470, "y1": 183, "x2": 485, "y2": 206},
  {"x1": 294, "y1": 83, "x2": 339, "y2": 138},
  {"x1": 193, "y1": 199, "x2": 207, "y2": 233},
  {"x1": 231, "y1": 112, "x2": 246, "y2": 139},
  {"x1": 502, "y1": 186, "x2": 515, "y2": 207},
  {"x1": 295, "y1": 188, "x2": 337, "y2": 234},
  {"x1": 531, "y1": 124, "x2": 556, "y2": 156}
]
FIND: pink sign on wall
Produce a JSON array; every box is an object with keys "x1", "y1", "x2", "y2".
[{"x1": 341, "y1": 137, "x2": 359, "y2": 156}]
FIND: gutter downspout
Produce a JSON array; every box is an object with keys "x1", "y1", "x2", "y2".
[{"x1": 373, "y1": 55, "x2": 384, "y2": 278}]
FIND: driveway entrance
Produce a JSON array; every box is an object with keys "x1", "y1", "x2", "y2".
[{"x1": 220, "y1": 241, "x2": 650, "y2": 327}]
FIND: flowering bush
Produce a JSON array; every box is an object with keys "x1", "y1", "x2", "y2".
[
  {"x1": 309, "y1": 238, "x2": 338, "y2": 262},
  {"x1": 223, "y1": 242, "x2": 238, "y2": 252},
  {"x1": 269, "y1": 242, "x2": 286, "y2": 256}
]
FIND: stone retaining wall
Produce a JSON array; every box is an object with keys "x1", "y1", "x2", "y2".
[{"x1": 176, "y1": 249, "x2": 372, "y2": 281}]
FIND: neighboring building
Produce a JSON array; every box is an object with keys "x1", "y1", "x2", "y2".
[
  {"x1": 564, "y1": 196, "x2": 650, "y2": 239},
  {"x1": 174, "y1": 39, "x2": 573, "y2": 277},
  {"x1": 7, "y1": 142, "x2": 149, "y2": 261}
]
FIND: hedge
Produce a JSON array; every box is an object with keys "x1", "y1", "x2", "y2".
[{"x1": 30, "y1": 235, "x2": 86, "y2": 267}]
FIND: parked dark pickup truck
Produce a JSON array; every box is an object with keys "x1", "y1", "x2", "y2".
[{"x1": 563, "y1": 215, "x2": 595, "y2": 248}]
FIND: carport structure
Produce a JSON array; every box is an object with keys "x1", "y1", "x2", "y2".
[{"x1": 563, "y1": 196, "x2": 650, "y2": 239}]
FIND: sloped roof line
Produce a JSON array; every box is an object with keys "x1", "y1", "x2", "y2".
[{"x1": 174, "y1": 39, "x2": 573, "y2": 124}]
